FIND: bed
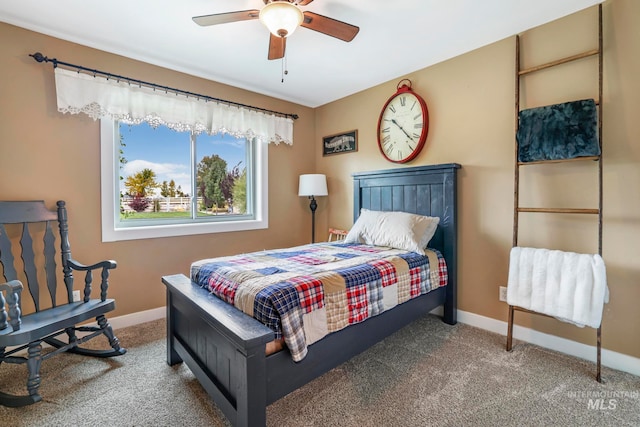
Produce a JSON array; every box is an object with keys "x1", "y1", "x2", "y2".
[{"x1": 162, "y1": 163, "x2": 460, "y2": 426}]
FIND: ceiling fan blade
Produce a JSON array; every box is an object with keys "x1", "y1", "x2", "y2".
[
  {"x1": 193, "y1": 10, "x2": 259, "y2": 26},
  {"x1": 296, "y1": 0, "x2": 315, "y2": 5},
  {"x1": 301, "y1": 11, "x2": 359, "y2": 42},
  {"x1": 268, "y1": 34, "x2": 286, "y2": 60}
]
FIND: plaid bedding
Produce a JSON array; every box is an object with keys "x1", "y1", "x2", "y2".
[{"x1": 191, "y1": 242, "x2": 448, "y2": 362}]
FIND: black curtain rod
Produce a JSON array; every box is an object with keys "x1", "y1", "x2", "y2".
[{"x1": 29, "y1": 52, "x2": 299, "y2": 120}]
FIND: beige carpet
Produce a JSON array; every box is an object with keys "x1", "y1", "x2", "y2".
[{"x1": 0, "y1": 315, "x2": 638, "y2": 426}]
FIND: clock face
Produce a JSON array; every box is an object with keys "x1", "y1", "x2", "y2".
[{"x1": 377, "y1": 88, "x2": 429, "y2": 163}]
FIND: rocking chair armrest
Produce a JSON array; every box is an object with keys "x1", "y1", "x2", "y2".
[
  {"x1": 67, "y1": 259, "x2": 116, "y2": 302},
  {"x1": 0, "y1": 279, "x2": 23, "y2": 331},
  {"x1": 0, "y1": 279, "x2": 23, "y2": 294},
  {"x1": 68, "y1": 258, "x2": 117, "y2": 271}
]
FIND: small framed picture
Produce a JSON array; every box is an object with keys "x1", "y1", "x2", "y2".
[{"x1": 322, "y1": 130, "x2": 358, "y2": 156}]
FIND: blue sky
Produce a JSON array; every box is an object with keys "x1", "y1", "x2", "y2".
[{"x1": 119, "y1": 123, "x2": 246, "y2": 196}]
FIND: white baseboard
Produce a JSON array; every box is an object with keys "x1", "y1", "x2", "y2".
[
  {"x1": 111, "y1": 306, "x2": 639, "y2": 378},
  {"x1": 456, "y1": 309, "x2": 640, "y2": 378},
  {"x1": 110, "y1": 306, "x2": 166, "y2": 330}
]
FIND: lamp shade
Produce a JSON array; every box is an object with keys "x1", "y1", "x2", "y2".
[
  {"x1": 298, "y1": 174, "x2": 328, "y2": 197},
  {"x1": 259, "y1": 1, "x2": 304, "y2": 38}
]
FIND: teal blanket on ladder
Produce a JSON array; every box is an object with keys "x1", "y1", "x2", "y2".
[{"x1": 517, "y1": 99, "x2": 600, "y2": 162}]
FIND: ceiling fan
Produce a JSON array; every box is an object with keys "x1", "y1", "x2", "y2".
[{"x1": 193, "y1": 0, "x2": 360, "y2": 60}]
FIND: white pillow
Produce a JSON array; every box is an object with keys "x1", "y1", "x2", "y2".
[
  {"x1": 344, "y1": 209, "x2": 379, "y2": 244},
  {"x1": 344, "y1": 209, "x2": 439, "y2": 254}
]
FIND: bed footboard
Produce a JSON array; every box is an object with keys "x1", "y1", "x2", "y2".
[{"x1": 162, "y1": 274, "x2": 274, "y2": 427}]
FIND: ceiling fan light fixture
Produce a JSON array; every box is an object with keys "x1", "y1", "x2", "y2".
[{"x1": 259, "y1": 1, "x2": 303, "y2": 38}]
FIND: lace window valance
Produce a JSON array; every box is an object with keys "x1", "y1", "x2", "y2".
[{"x1": 54, "y1": 67, "x2": 294, "y2": 145}]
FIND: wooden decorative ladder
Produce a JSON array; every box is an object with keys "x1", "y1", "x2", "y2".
[{"x1": 506, "y1": 4, "x2": 604, "y2": 382}]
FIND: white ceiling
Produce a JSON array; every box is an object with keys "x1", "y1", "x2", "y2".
[{"x1": 1, "y1": 0, "x2": 603, "y2": 108}]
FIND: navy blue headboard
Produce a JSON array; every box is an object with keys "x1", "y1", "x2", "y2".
[{"x1": 352, "y1": 163, "x2": 460, "y2": 320}]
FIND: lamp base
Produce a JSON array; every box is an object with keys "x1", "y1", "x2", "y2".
[{"x1": 309, "y1": 196, "x2": 317, "y2": 243}]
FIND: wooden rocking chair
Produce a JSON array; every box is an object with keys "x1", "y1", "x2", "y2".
[{"x1": 0, "y1": 200, "x2": 126, "y2": 407}]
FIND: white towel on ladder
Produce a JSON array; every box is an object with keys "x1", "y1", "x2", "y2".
[{"x1": 506, "y1": 247, "x2": 609, "y2": 328}]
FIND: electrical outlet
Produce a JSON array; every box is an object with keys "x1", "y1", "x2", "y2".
[
  {"x1": 499, "y1": 286, "x2": 508, "y2": 302},
  {"x1": 73, "y1": 290, "x2": 81, "y2": 302}
]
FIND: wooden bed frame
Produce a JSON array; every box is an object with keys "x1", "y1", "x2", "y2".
[{"x1": 162, "y1": 163, "x2": 460, "y2": 426}]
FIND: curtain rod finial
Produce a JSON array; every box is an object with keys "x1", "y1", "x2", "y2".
[
  {"x1": 30, "y1": 52, "x2": 58, "y2": 68},
  {"x1": 30, "y1": 52, "x2": 46, "y2": 63}
]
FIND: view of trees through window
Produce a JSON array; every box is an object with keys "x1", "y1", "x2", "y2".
[{"x1": 118, "y1": 122, "x2": 250, "y2": 222}]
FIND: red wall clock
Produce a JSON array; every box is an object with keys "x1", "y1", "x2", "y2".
[{"x1": 377, "y1": 79, "x2": 429, "y2": 163}]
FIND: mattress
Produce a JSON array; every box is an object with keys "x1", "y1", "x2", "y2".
[{"x1": 191, "y1": 242, "x2": 447, "y2": 362}]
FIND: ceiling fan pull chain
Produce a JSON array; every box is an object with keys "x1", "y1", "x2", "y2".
[{"x1": 281, "y1": 51, "x2": 289, "y2": 83}]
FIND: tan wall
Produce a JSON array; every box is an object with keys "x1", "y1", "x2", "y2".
[
  {"x1": 316, "y1": 0, "x2": 640, "y2": 359},
  {"x1": 0, "y1": 23, "x2": 316, "y2": 317}
]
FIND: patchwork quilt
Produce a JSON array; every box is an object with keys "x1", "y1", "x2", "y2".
[{"x1": 191, "y1": 242, "x2": 448, "y2": 362}]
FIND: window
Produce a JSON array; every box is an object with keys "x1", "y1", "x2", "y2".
[
  {"x1": 54, "y1": 66, "x2": 291, "y2": 243},
  {"x1": 100, "y1": 119, "x2": 268, "y2": 242}
]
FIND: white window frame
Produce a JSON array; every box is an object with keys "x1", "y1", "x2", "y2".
[{"x1": 100, "y1": 119, "x2": 268, "y2": 242}]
